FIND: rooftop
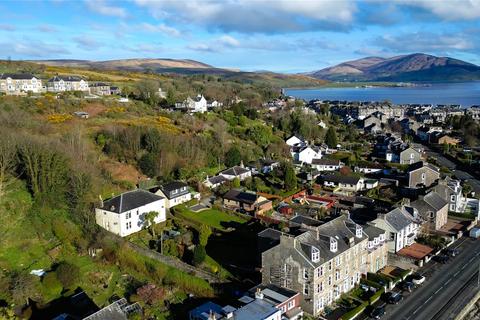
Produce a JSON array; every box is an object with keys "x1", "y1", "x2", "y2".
[{"x1": 100, "y1": 189, "x2": 164, "y2": 214}]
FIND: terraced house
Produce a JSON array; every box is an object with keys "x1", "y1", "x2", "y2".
[
  {"x1": 47, "y1": 75, "x2": 89, "y2": 92},
  {"x1": 261, "y1": 215, "x2": 386, "y2": 316},
  {"x1": 0, "y1": 73, "x2": 43, "y2": 94}
]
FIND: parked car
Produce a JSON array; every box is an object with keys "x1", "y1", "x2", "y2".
[
  {"x1": 446, "y1": 248, "x2": 460, "y2": 257},
  {"x1": 369, "y1": 304, "x2": 386, "y2": 319},
  {"x1": 411, "y1": 273, "x2": 426, "y2": 285},
  {"x1": 435, "y1": 254, "x2": 450, "y2": 264},
  {"x1": 399, "y1": 281, "x2": 414, "y2": 292},
  {"x1": 384, "y1": 292, "x2": 403, "y2": 304}
]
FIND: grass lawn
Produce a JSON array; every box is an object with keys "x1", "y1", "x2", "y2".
[{"x1": 175, "y1": 205, "x2": 248, "y2": 231}]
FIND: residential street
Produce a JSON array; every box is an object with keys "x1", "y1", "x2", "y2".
[
  {"x1": 422, "y1": 145, "x2": 480, "y2": 196},
  {"x1": 381, "y1": 237, "x2": 480, "y2": 320}
]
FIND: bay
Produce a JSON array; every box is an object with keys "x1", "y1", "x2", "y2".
[{"x1": 285, "y1": 82, "x2": 480, "y2": 107}]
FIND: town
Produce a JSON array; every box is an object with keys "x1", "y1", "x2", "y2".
[{"x1": 1, "y1": 63, "x2": 480, "y2": 320}]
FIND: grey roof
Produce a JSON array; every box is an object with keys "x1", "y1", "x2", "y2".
[
  {"x1": 290, "y1": 215, "x2": 323, "y2": 227},
  {"x1": 406, "y1": 161, "x2": 439, "y2": 173},
  {"x1": 363, "y1": 225, "x2": 385, "y2": 239},
  {"x1": 312, "y1": 158, "x2": 341, "y2": 166},
  {"x1": 100, "y1": 189, "x2": 164, "y2": 214},
  {"x1": 248, "y1": 284, "x2": 298, "y2": 304},
  {"x1": 223, "y1": 189, "x2": 257, "y2": 204},
  {"x1": 383, "y1": 207, "x2": 416, "y2": 232},
  {"x1": 48, "y1": 75, "x2": 84, "y2": 82},
  {"x1": 161, "y1": 181, "x2": 188, "y2": 193},
  {"x1": 322, "y1": 174, "x2": 360, "y2": 185},
  {"x1": 221, "y1": 166, "x2": 250, "y2": 176},
  {"x1": 208, "y1": 175, "x2": 228, "y2": 185},
  {"x1": 410, "y1": 191, "x2": 448, "y2": 213},
  {"x1": 233, "y1": 298, "x2": 279, "y2": 320},
  {"x1": 0, "y1": 73, "x2": 35, "y2": 80}
]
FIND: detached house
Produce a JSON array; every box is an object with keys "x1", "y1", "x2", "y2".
[
  {"x1": 369, "y1": 206, "x2": 420, "y2": 253},
  {"x1": 406, "y1": 161, "x2": 440, "y2": 188},
  {"x1": 321, "y1": 174, "x2": 364, "y2": 192},
  {"x1": 155, "y1": 181, "x2": 192, "y2": 209},
  {"x1": 177, "y1": 94, "x2": 208, "y2": 113},
  {"x1": 203, "y1": 165, "x2": 252, "y2": 189},
  {"x1": 47, "y1": 75, "x2": 89, "y2": 92},
  {"x1": 410, "y1": 192, "x2": 448, "y2": 231},
  {"x1": 95, "y1": 189, "x2": 166, "y2": 237},
  {"x1": 0, "y1": 73, "x2": 43, "y2": 94},
  {"x1": 311, "y1": 159, "x2": 343, "y2": 172},
  {"x1": 223, "y1": 189, "x2": 273, "y2": 215},
  {"x1": 261, "y1": 215, "x2": 386, "y2": 316}
]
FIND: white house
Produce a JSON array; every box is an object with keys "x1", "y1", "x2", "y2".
[
  {"x1": 311, "y1": 159, "x2": 343, "y2": 171},
  {"x1": 295, "y1": 147, "x2": 322, "y2": 165},
  {"x1": 0, "y1": 73, "x2": 43, "y2": 94},
  {"x1": 321, "y1": 175, "x2": 364, "y2": 192},
  {"x1": 203, "y1": 165, "x2": 252, "y2": 189},
  {"x1": 183, "y1": 94, "x2": 208, "y2": 113},
  {"x1": 369, "y1": 206, "x2": 420, "y2": 253},
  {"x1": 155, "y1": 181, "x2": 192, "y2": 209},
  {"x1": 285, "y1": 135, "x2": 305, "y2": 147},
  {"x1": 47, "y1": 75, "x2": 89, "y2": 92},
  {"x1": 95, "y1": 189, "x2": 166, "y2": 237}
]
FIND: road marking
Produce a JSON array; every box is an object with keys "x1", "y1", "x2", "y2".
[{"x1": 445, "y1": 278, "x2": 452, "y2": 285}]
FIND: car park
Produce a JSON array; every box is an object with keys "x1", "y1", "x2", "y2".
[{"x1": 384, "y1": 292, "x2": 403, "y2": 304}]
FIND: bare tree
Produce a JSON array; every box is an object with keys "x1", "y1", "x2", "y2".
[{"x1": 0, "y1": 132, "x2": 17, "y2": 198}]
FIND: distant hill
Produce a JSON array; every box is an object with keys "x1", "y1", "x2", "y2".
[
  {"x1": 308, "y1": 53, "x2": 480, "y2": 82},
  {"x1": 27, "y1": 58, "x2": 326, "y2": 88}
]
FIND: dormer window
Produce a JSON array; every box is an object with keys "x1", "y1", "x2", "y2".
[
  {"x1": 330, "y1": 237, "x2": 338, "y2": 253},
  {"x1": 311, "y1": 247, "x2": 320, "y2": 262},
  {"x1": 355, "y1": 224, "x2": 363, "y2": 238}
]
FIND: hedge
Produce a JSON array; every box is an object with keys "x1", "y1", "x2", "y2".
[
  {"x1": 341, "y1": 301, "x2": 369, "y2": 320},
  {"x1": 369, "y1": 287, "x2": 385, "y2": 304}
]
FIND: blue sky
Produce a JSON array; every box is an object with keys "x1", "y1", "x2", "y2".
[{"x1": 0, "y1": 0, "x2": 479, "y2": 73}]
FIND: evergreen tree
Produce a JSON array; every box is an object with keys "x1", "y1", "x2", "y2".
[
  {"x1": 325, "y1": 127, "x2": 338, "y2": 148},
  {"x1": 225, "y1": 146, "x2": 241, "y2": 167},
  {"x1": 284, "y1": 164, "x2": 297, "y2": 191}
]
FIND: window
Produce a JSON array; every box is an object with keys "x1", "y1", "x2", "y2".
[
  {"x1": 451, "y1": 195, "x2": 456, "y2": 202},
  {"x1": 355, "y1": 224, "x2": 363, "y2": 238},
  {"x1": 136, "y1": 210, "x2": 139, "y2": 216},
  {"x1": 335, "y1": 271, "x2": 340, "y2": 281},
  {"x1": 328, "y1": 261, "x2": 332, "y2": 271},
  {"x1": 335, "y1": 256, "x2": 341, "y2": 266},
  {"x1": 316, "y1": 297, "x2": 324, "y2": 312},
  {"x1": 421, "y1": 172, "x2": 426, "y2": 181},
  {"x1": 312, "y1": 247, "x2": 320, "y2": 262},
  {"x1": 303, "y1": 283, "x2": 309, "y2": 295},
  {"x1": 287, "y1": 300, "x2": 294, "y2": 310},
  {"x1": 316, "y1": 266, "x2": 323, "y2": 277},
  {"x1": 351, "y1": 276, "x2": 355, "y2": 287},
  {"x1": 126, "y1": 221, "x2": 132, "y2": 230},
  {"x1": 328, "y1": 276, "x2": 332, "y2": 286},
  {"x1": 126, "y1": 212, "x2": 131, "y2": 219},
  {"x1": 303, "y1": 268, "x2": 309, "y2": 279},
  {"x1": 330, "y1": 237, "x2": 338, "y2": 252}
]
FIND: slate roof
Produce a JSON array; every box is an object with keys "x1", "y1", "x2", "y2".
[
  {"x1": 161, "y1": 181, "x2": 188, "y2": 193},
  {"x1": 100, "y1": 189, "x2": 164, "y2": 214},
  {"x1": 312, "y1": 158, "x2": 341, "y2": 166},
  {"x1": 0, "y1": 73, "x2": 35, "y2": 80},
  {"x1": 322, "y1": 174, "x2": 360, "y2": 185},
  {"x1": 290, "y1": 215, "x2": 323, "y2": 227},
  {"x1": 406, "y1": 161, "x2": 439, "y2": 173},
  {"x1": 410, "y1": 191, "x2": 448, "y2": 213},
  {"x1": 383, "y1": 207, "x2": 416, "y2": 232},
  {"x1": 207, "y1": 175, "x2": 228, "y2": 185},
  {"x1": 223, "y1": 189, "x2": 258, "y2": 205},
  {"x1": 48, "y1": 75, "x2": 84, "y2": 82},
  {"x1": 221, "y1": 166, "x2": 250, "y2": 177},
  {"x1": 363, "y1": 225, "x2": 385, "y2": 239}
]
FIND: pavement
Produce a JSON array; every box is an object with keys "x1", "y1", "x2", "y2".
[{"x1": 360, "y1": 237, "x2": 480, "y2": 320}]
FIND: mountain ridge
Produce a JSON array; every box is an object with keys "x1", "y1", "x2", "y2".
[{"x1": 308, "y1": 53, "x2": 480, "y2": 82}]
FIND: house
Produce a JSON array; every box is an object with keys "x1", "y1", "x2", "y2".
[
  {"x1": 223, "y1": 189, "x2": 272, "y2": 215},
  {"x1": 416, "y1": 126, "x2": 443, "y2": 142},
  {"x1": 398, "y1": 147, "x2": 421, "y2": 165},
  {"x1": 406, "y1": 161, "x2": 440, "y2": 188},
  {"x1": 0, "y1": 73, "x2": 43, "y2": 94},
  {"x1": 84, "y1": 298, "x2": 141, "y2": 320},
  {"x1": 361, "y1": 114, "x2": 382, "y2": 133},
  {"x1": 285, "y1": 135, "x2": 305, "y2": 147},
  {"x1": 189, "y1": 297, "x2": 282, "y2": 320},
  {"x1": 321, "y1": 174, "x2": 364, "y2": 192},
  {"x1": 260, "y1": 159, "x2": 280, "y2": 174},
  {"x1": 294, "y1": 146, "x2": 322, "y2": 165},
  {"x1": 410, "y1": 192, "x2": 448, "y2": 231},
  {"x1": 203, "y1": 175, "x2": 229, "y2": 189},
  {"x1": 203, "y1": 165, "x2": 252, "y2": 189},
  {"x1": 311, "y1": 159, "x2": 343, "y2": 172},
  {"x1": 90, "y1": 82, "x2": 121, "y2": 95},
  {"x1": 355, "y1": 163, "x2": 384, "y2": 174},
  {"x1": 95, "y1": 189, "x2": 166, "y2": 237},
  {"x1": 247, "y1": 285, "x2": 303, "y2": 320},
  {"x1": 47, "y1": 75, "x2": 89, "y2": 92},
  {"x1": 178, "y1": 94, "x2": 208, "y2": 113},
  {"x1": 261, "y1": 215, "x2": 381, "y2": 316},
  {"x1": 433, "y1": 177, "x2": 464, "y2": 212},
  {"x1": 155, "y1": 181, "x2": 192, "y2": 209},
  {"x1": 369, "y1": 206, "x2": 420, "y2": 253},
  {"x1": 363, "y1": 225, "x2": 388, "y2": 273},
  {"x1": 437, "y1": 135, "x2": 461, "y2": 146}
]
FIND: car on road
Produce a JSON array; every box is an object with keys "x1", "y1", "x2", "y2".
[
  {"x1": 411, "y1": 273, "x2": 426, "y2": 285},
  {"x1": 434, "y1": 254, "x2": 450, "y2": 264},
  {"x1": 399, "y1": 281, "x2": 414, "y2": 292},
  {"x1": 384, "y1": 291, "x2": 403, "y2": 304},
  {"x1": 446, "y1": 248, "x2": 460, "y2": 257},
  {"x1": 369, "y1": 304, "x2": 386, "y2": 319}
]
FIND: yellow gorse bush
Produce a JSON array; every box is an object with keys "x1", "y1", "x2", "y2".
[{"x1": 47, "y1": 113, "x2": 73, "y2": 123}]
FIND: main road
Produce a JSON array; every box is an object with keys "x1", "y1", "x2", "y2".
[{"x1": 382, "y1": 237, "x2": 480, "y2": 320}]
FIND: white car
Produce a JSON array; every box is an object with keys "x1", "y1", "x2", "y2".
[{"x1": 411, "y1": 273, "x2": 426, "y2": 285}]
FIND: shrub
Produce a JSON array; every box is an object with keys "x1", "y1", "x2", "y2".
[
  {"x1": 55, "y1": 261, "x2": 80, "y2": 289},
  {"x1": 341, "y1": 301, "x2": 368, "y2": 320},
  {"x1": 192, "y1": 245, "x2": 207, "y2": 266},
  {"x1": 41, "y1": 272, "x2": 62, "y2": 298}
]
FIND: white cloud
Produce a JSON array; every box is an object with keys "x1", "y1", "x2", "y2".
[
  {"x1": 400, "y1": 0, "x2": 480, "y2": 20},
  {"x1": 0, "y1": 39, "x2": 70, "y2": 58},
  {"x1": 85, "y1": 0, "x2": 127, "y2": 18},
  {"x1": 134, "y1": 0, "x2": 357, "y2": 33},
  {"x1": 140, "y1": 23, "x2": 181, "y2": 37}
]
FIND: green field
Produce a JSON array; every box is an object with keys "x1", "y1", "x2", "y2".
[{"x1": 175, "y1": 205, "x2": 248, "y2": 231}]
